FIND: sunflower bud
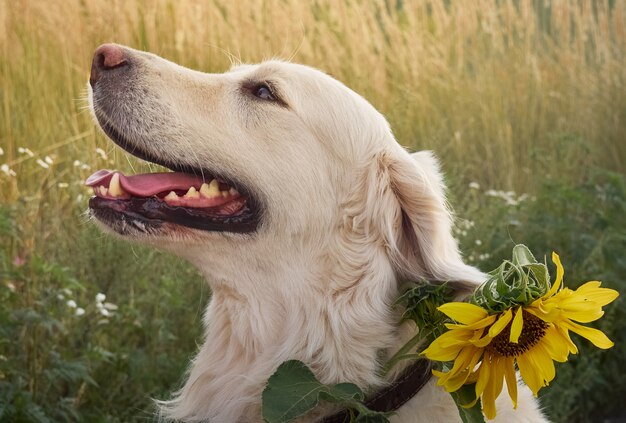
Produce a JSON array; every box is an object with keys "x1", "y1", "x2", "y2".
[{"x1": 470, "y1": 245, "x2": 550, "y2": 313}]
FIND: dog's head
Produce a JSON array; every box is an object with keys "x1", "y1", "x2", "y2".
[{"x1": 87, "y1": 44, "x2": 483, "y2": 288}]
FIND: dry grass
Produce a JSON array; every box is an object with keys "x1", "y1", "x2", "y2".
[{"x1": 0, "y1": 0, "x2": 624, "y2": 262}]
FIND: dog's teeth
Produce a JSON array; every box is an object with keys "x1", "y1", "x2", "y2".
[
  {"x1": 108, "y1": 173, "x2": 124, "y2": 197},
  {"x1": 199, "y1": 183, "x2": 210, "y2": 197},
  {"x1": 229, "y1": 187, "x2": 238, "y2": 196},
  {"x1": 201, "y1": 180, "x2": 221, "y2": 198},
  {"x1": 164, "y1": 191, "x2": 179, "y2": 201},
  {"x1": 185, "y1": 186, "x2": 200, "y2": 198}
]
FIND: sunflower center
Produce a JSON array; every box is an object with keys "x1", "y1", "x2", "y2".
[{"x1": 487, "y1": 311, "x2": 549, "y2": 357}]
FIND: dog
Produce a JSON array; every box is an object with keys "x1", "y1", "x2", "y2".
[{"x1": 87, "y1": 44, "x2": 548, "y2": 422}]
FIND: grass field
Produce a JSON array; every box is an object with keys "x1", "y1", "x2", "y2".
[{"x1": 1, "y1": 1, "x2": 625, "y2": 422}]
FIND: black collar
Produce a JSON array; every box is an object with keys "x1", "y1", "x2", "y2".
[{"x1": 320, "y1": 359, "x2": 433, "y2": 422}]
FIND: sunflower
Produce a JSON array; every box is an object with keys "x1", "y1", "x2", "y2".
[{"x1": 422, "y1": 252, "x2": 619, "y2": 420}]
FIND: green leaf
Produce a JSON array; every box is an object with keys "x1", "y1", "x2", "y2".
[
  {"x1": 511, "y1": 244, "x2": 537, "y2": 266},
  {"x1": 262, "y1": 360, "x2": 364, "y2": 423},
  {"x1": 449, "y1": 384, "x2": 486, "y2": 423}
]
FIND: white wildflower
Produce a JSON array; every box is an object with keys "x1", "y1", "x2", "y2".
[
  {"x1": 80, "y1": 164, "x2": 91, "y2": 170},
  {"x1": 62, "y1": 288, "x2": 72, "y2": 296},
  {"x1": 57, "y1": 182, "x2": 69, "y2": 188},
  {"x1": 57, "y1": 294, "x2": 65, "y2": 300},
  {"x1": 18, "y1": 147, "x2": 34, "y2": 157},
  {"x1": 103, "y1": 302, "x2": 118, "y2": 311},
  {"x1": 475, "y1": 239, "x2": 482, "y2": 246},
  {"x1": 95, "y1": 148, "x2": 108, "y2": 160},
  {"x1": 95, "y1": 293, "x2": 106, "y2": 302},
  {"x1": 66, "y1": 300, "x2": 77, "y2": 308},
  {"x1": 469, "y1": 182, "x2": 480, "y2": 190},
  {"x1": 75, "y1": 307, "x2": 85, "y2": 316},
  {"x1": 73, "y1": 160, "x2": 81, "y2": 167},
  {"x1": 44, "y1": 156, "x2": 53, "y2": 165},
  {"x1": 0, "y1": 147, "x2": 3, "y2": 155},
  {"x1": 1, "y1": 164, "x2": 16, "y2": 177},
  {"x1": 485, "y1": 189, "x2": 498, "y2": 197},
  {"x1": 100, "y1": 308, "x2": 110, "y2": 317},
  {"x1": 36, "y1": 159, "x2": 49, "y2": 169}
]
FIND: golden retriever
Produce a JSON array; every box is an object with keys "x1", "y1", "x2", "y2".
[{"x1": 87, "y1": 44, "x2": 547, "y2": 423}]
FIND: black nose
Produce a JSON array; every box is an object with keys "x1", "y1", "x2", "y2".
[{"x1": 90, "y1": 44, "x2": 129, "y2": 88}]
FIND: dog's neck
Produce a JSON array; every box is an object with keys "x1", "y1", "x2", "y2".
[{"x1": 161, "y1": 238, "x2": 407, "y2": 422}]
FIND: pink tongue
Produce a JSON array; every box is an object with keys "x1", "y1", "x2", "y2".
[{"x1": 85, "y1": 170, "x2": 209, "y2": 196}]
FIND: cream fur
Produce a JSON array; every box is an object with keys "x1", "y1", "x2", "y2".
[{"x1": 88, "y1": 45, "x2": 548, "y2": 423}]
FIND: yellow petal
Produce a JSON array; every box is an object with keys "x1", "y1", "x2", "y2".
[
  {"x1": 442, "y1": 369, "x2": 471, "y2": 392},
  {"x1": 517, "y1": 353, "x2": 541, "y2": 396},
  {"x1": 443, "y1": 346, "x2": 477, "y2": 381},
  {"x1": 556, "y1": 324, "x2": 578, "y2": 354},
  {"x1": 488, "y1": 309, "x2": 513, "y2": 338},
  {"x1": 422, "y1": 330, "x2": 474, "y2": 361},
  {"x1": 438, "y1": 302, "x2": 489, "y2": 325},
  {"x1": 541, "y1": 326, "x2": 570, "y2": 362},
  {"x1": 433, "y1": 345, "x2": 484, "y2": 393},
  {"x1": 529, "y1": 343, "x2": 556, "y2": 386},
  {"x1": 557, "y1": 294, "x2": 605, "y2": 322},
  {"x1": 482, "y1": 357, "x2": 503, "y2": 420},
  {"x1": 436, "y1": 329, "x2": 475, "y2": 348},
  {"x1": 561, "y1": 320, "x2": 614, "y2": 349},
  {"x1": 503, "y1": 357, "x2": 518, "y2": 409},
  {"x1": 492, "y1": 357, "x2": 505, "y2": 402},
  {"x1": 422, "y1": 343, "x2": 463, "y2": 362},
  {"x1": 442, "y1": 348, "x2": 484, "y2": 393},
  {"x1": 562, "y1": 308, "x2": 604, "y2": 323},
  {"x1": 445, "y1": 314, "x2": 498, "y2": 330},
  {"x1": 475, "y1": 357, "x2": 491, "y2": 399},
  {"x1": 509, "y1": 306, "x2": 524, "y2": 343},
  {"x1": 470, "y1": 333, "x2": 495, "y2": 348},
  {"x1": 482, "y1": 383, "x2": 497, "y2": 419},
  {"x1": 432, "y1": 369, "x2": 449, "y2": 384},
  {"x1": 544, "y1": 252, "x2": 564, "y2": 299},
  {"x1": 526, "y1": 301, "x2": 561, "y2": 322},
  {"x1": 576, "y1": 282, "x2": 619, "y2": 307}
]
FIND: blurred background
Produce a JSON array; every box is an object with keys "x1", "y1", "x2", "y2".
[{"x1": 0, "y1": 1, "x2": 624, "y2": 421}]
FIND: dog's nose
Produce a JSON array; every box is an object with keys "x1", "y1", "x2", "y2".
[{"x1": 90, "y1": 44, "x2": 129, "y2": 87}]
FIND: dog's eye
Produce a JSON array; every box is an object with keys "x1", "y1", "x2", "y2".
[{"x1": 253, "y1": 84, "x2": 276, "y2": 101}]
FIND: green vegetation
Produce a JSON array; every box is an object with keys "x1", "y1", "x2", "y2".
[{"x1": 1, "y1": 1, "x2": 624, "y2": 421}]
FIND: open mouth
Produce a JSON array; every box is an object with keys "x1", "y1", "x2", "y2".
[{"x1": 87, "y1": 114, "x2": 260, "y2": 234}]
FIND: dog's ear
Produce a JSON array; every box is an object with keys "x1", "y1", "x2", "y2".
[{"x1": 359, "y1": 148, "x2": 484, "y2": 292}]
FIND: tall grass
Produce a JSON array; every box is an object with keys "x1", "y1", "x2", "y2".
[
  {"x1": 0, "y1": 1, "x2": 624, "y2": 422},
  {"x1": 1, "y1": 1, "x2": 624, "y2": 199}
]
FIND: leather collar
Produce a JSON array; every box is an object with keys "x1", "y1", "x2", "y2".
[{"x1": 320, "y1": 359, "x2": 433, "y2": 422}]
